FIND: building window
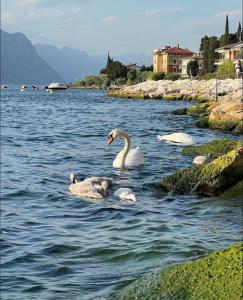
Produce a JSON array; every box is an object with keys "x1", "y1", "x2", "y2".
[
  {"x1": 173, "y1": 66, "x2": 177, "y2": 73},
  {"x1": 173, "y1": 58, "x2": 177, "y2": 64}
]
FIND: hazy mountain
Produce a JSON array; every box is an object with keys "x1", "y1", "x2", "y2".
[
  {"x1": 35, "y1": 44, "x2": 105, "y2": 82},
  {"x1": 35, "y1": 44, "x2": 152, "y2": 82},
  {"x1": 0, "y1": 30, "x2": 64, "y2": 85}
]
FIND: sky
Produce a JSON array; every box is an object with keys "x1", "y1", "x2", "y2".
[{"x1": 1, "y1": 0, "x2": 242, "y2": 56}]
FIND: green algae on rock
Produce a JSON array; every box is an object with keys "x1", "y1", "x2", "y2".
[
  {"x1": 160, "y1": 147, "x2": 243, "y2": 196},
  {"x1": 117, "y1": 243, "x2": 243, "y2": 300},
  {"x1": 220, "y1": 180, "x2": 243, "y2": 198},
  {"x1": 182, "y1": 139, "x2": 242, "y2": 158}
]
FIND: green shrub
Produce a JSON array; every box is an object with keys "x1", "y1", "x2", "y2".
[
  {"x1": 150, "y1": 72, "x2": 165, "y2": 81},
  {"x1": 198, "y1": 72, "x2": 217, "y2": 80},
  {"x1": 165, "y1": 73, "x2": 180, "y2": 81},
  {"x1": 217, "y1": 60, "x2": 235, "y2": 79}
]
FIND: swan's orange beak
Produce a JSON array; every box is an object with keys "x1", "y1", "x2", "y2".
[{"x1": 107, "y1": 135, "x2": 114, "y2": 145}]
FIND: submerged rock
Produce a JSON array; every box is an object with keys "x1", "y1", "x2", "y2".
[
  {"x1": 117, "y1": 243, "x2": 243, "y2": 300},
  {"x1": 160, "y1": 147, "x2": 243, "y2": 196}
]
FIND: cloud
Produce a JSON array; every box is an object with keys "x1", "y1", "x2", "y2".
[
  {"x1": 146, "y1": 7, "x2": 182, "y2": 16},
  {"x1": 14, "y1": 0, "x2": 41, "y2": 7},
  {"x1": 1, "y1": 11, "x2": 18, "y2": 25},
  {"x1": 103, "y1": 16, "x2": 120, "y2": 23},
  {"x1": 214, "y1": 9, "x2": 242, "y2": 18}
]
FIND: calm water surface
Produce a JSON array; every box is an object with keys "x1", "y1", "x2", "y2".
[{"x1": 1, "y1": 87, "x2": 242, "y2": 299}]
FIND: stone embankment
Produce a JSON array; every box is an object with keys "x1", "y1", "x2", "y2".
[{"x1": 108, "y1": 79, "x2": 243, "y2": 133}]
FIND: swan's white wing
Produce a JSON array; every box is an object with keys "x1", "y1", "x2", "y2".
[
  {"x1": 125, "y1": 146, "x2": 144, "y2": 167},
  {"x1": 157, "y1": 133, "x2": 196, "y2": 145}
]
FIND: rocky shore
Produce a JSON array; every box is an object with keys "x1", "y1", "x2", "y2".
[
  {"x1": 117, "y1": 243, "x2": 243, "y2": 300},
  {"x1": 108, "y1": 79, "x2": 243, "y2": 133},
  {"x1": 108, "y1": 80, "x2": 243, "y2": 298}
]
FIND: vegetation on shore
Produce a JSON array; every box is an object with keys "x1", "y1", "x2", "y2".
[{"x1": 117, "y1": 242, "x2": 243, "y2": 300}]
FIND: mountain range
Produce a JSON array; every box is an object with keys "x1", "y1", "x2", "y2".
[
  {"x1": 1, "y1": 30, "x2": 64, "y2": 84},
  {"x1": 1, "y1": 29, "x2": 152, "y2": 84},
  {"x1": 35, "y1": 44, "x2": 152, "y2": 83}
]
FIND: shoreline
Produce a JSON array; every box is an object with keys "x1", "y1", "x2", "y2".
[{"x1": 107, "y1": 79, "x2": 243, "y2": 134}]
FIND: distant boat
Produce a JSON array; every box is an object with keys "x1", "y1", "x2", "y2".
[
  {"x1": 20, "y1": 85, "x2": 28, "y2": 92},
  {"x1": 48, "y1": 82, "x2": 68, "y2": 90},
  {"x1": 31, "y1": 85, "x2": 38, "y2": 89},
  {"x1": 1, "y1": 85, "x2": 7, "y2": 89}
]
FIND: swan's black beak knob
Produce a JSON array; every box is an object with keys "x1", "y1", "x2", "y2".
[{"x1": 107, "y1": 134, "x2": 114, "y2": 145}]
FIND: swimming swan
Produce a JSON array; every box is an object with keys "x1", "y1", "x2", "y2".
[
  {"x1": 69, "y1": 173, "x2": 112, "y2": 199},
  {"x1": 114, "y1": 188, "x2": 136, "y2": 202},
  {"x1": 107, "y1": 129, "x2": 144, "y2": 168},
  {"x1": 157, "y1": 132, "x2": 196, "y2": 145}
]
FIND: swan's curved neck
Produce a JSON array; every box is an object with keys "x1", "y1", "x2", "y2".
[{"x1": 120, "y1": 133, "x2": 131, "y2": 168}]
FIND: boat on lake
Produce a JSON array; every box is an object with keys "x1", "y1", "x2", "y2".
[
  {"x1": 48, "y1": 82, "x2": 68, "y2": 90},
  {"x1": 20, "y1": 85, "x2": 28, "y2": 92}
]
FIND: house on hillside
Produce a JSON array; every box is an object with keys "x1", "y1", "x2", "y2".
[
  {"x1": 214, "y1": 41, "x2": 243, "y2": 65},
  {"x1": 181, "y1": 55, "x2": 203, "y2": 77},
  {"x1": 125, "y1": 63, "x2": 141, "y2": 71},
  {"x1": 153, "y1": 45, "x2": 195, "y2": 74}
]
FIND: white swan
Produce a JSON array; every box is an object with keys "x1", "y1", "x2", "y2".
[
  {"x1": 114, "y1": 188, "x2": 136, "y2": 202},
  {"x1": 107, "y1": 129, "x2": 144, "y2": 168},
  {"x1": 69, "y1": 173, "x2": 111, "y2": 199},
  {"x1": 157, "y1": 132, "x2": 196, "y2": 145}
]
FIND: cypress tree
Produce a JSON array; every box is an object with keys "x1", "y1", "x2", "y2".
[
  {"x1": 225, "y1": 14, "x2": 229, "y2": 35},
  {"x1": 236, "y1": 22, "x2": 242, "y2": 41}
]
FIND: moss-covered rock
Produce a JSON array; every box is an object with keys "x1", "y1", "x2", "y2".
[
  {"x1": 220, "y1": 180, "x2": 243, "y2": 198},
  {"x1": 187, "y1": 104, "x2": 208, "y2": 116},
  {"x1": 160, "y1": 147, "x2": 243, "y2": 196},
  {"x1": 195, "y1": 116, "x2": 210, "y2": 128},
  {"x1": 232, "y1": 121, "x2": 243, "y2": 134},
  {"x1": 163, "y1": 94, "x2": 182, "y2": 100},
  {"x1": 208, "y1": 119, "x2": 240, "y2": 131},
  {"x1": 182, "y1": 139, "x2": 241, "y2": 158},
  {"x1": 117, "y1": 243, "x2": 243, "y2": 300},
  {"x1": 208, "y1": 98, "x2": 242, "y2": 132},
  {"x1": 107, "y1": 91, "x2": 150, "y2": 99},
  {"x1": 172, "y1": 107, "x2": 188, "y2": 115}
]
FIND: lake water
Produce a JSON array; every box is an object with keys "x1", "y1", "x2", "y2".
[{"x1": 1, "y1": 87, "x2": 242, "y2": 299}]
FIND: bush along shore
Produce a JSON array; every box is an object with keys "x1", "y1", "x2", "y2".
[
  {"x1": 117, "y1": 242, "x2": 243, "y2": 300},
  {"x1": 107, "y1": 78, "x2": 243, "y2": 134}
]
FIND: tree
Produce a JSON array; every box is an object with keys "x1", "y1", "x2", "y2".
[
  {"x1": 140, "y1": 65, "x2": 153, "y2": 72},
  {"x1": 187, "y1": 60, "x2": 199, "y2": 77},
  {"x1": 201, "y1": 36, "x2": 219, "y2": 73},
  {"x1": 99, "y1": 52, "x2": 128, "y2": 82},
  {"x1": 225, "y1": 14, "x2": 229, "y2": 35},
  {"x1": 105, "y1": 60, "x2": 127, "y2": 81},
  {"x1": 236, "y1": 22, "x2": 242, "y2": 41}
]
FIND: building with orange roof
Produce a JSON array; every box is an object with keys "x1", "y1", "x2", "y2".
[{"x1": 153, "y1": 44, "x2": 195, "y2": 74}]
